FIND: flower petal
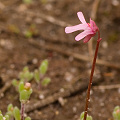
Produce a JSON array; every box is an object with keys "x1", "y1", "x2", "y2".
[
  {"x1": 77, "y1": 12, "x2": 87, "y2": 24},
  {"x1": 83, "y1": 35, "x2": 92, "y2": 43},
  {"x1": 75, "y1": 30, "x2": 93, "y2": 41},
  {"x1": 65, "y1": 23, "x2": 88, "y2": 33},
  {"x1": 90, "y1": 18, "x2": 98, "y2": 32}
]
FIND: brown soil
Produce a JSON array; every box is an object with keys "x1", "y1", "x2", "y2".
[{"x1": 0, "y1": 0, "x2": 120, "y2": 120}]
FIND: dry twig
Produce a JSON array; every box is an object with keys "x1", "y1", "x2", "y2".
[
  {"x1": 28, "y1": 39, "x2": 120, "y2": 69},
  {"x1": 24, "y1": 11, "x2": 71, "y2": 27},
  {"x1": 93, "y1": 84, "x2": 120, "y2": 90},
  {"x1": 26, "y1": 75, "x2": 103, "y2": 112},
  {"x1": 0, "y1": 81, "x2": 12, "y2": 98}
]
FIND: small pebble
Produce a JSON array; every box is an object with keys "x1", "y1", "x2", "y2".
[
  {"x1": 32, "y1": 58, "x2": 38, "y2": 64},
  {"x1": 102, "y1": 41, "x2": 108, "y2": 49},
  {"x1": 0, "y1": 39, "x2": 14, "y2": 50},
  {"x1": 17, "y1": 4, "x2": 27, "y2": 12},
  {"x1": 58, "y1": 97, "x2": 66, "y2": 106},
  {"x1": 69, "y1": 56, "x2": 74, "y2": 62},
  {"x1": 100, "y1": 89, "x2": 105, "y2": 93},
  {"x1": 112, "y1": 0, "x2": 119, "y2": 6},
  {"x1": 70, "y1": 67, "x2": 77, "y2": 73},
  {"x1": 73, "y1": 106, "x2": 77, "y2": 113},
  {"x1": 24, "y1": 113, "x2": 27, "y2": 117},
  {"x1": 45, "y1": 4, "x2": 53, "y2": 11},
  {"x1": 100, "y1": 102, "x2": 104, "y2": 107},
  {"x1": 39, "y1": 94, "x2": 45, "y2": 99},
  {"x1": 0, "y1": 93, "x2": 4, "y2": 98},
  {"x1": 60, "y1": 88, "x2": 65, "y2": 93},
  {"x1": 55, "y1": 111, "x2": 59, "y2": 115},
  {"x1": 64, "y1": 72, "x2": 73, "y2": 82},
  {"x1": 118, "y1": 88, "x2": 120, "y2": 93},
  {"x1": 34, "y1": 18, "x2": 44, "y2": 24},
  {"x1": 10, "y1": 64, "x2": 15, "y2": 69},
  {"x1": 90, "y1": 90, "x2": 93, "y2": 95}
]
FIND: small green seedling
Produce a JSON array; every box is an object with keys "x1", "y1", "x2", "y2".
[
  {"x1": 8, "y1": 24, "x2": 20, "y2": 34},
  {"x1": 12, "y1": 60, "x2": 51, "y2": 90},
  {"x1": 23, "y1": 0, "x2": 32, "y2": 4},
  {"x1": 24, "y1": 30, "x2": 33, "y2": 38},
  {"x1": 19, "y1": 82, "x2": 32, "y2": 120},
  {"x1": 34, "y1": 69, "x2": 40, "y2": 84},
  {"x1": 13, "y1": 107, "x2": 21, "y2": 120},
  {"x1": 4, "y1": 104, "x2": 31, "y2": 120},
  {"x1": 6, "y1": 104, "x2": 14, "y2": 119},
  {"x1": 41, "y1": 0, "x2": 48, "y2": 4},
  {"x1": 0, "y1": 111, "x2": 9, "y2": 120},
  {"x1": 12, "y1": 80, "x2": 32, "y2": 120},
  {"x1": 34, "y1": 59, "x2": 51, "y2": 87},
  {"x1": 19, "y1": 82, "x2": 32, "y2": 102},
  {"x1": 24, "y1": 24, "x2": 38, "y2": 38},
  {"x1": 113, "y1": 106, "x2": 120, "y2": 120},
  {"x1": 42, "y1": 77, "x2": 51, "y2": 86},
  {"x1": 19, "y1": 66, "x2": 33, "y2": 82},
  {"x1": 80, "y1": 112, "x2": 92, "y2": 120},
  {"x1": 39, "y1": 59, "x2": 48, "y2": 75},
  {"x1": 12, "y1": 66, "x2": 33, "y2": 88}
]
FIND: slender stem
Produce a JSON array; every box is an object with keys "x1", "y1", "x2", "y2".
[
  {"x1": 83, "y1": 33, "x2": 101, "y2": 120},
  {"x1": 21, "y1": 102, "x2": 25, "y2": 120}
]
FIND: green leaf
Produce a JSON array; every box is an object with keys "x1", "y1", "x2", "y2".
[
  {"x1": 27, "y1": 72, "x2": 33, "y2": 81},
  {"x1": 87, "y1": 116, "x2": 92, "y2": 120},
  {"x1": 20, "y1": 90, "x2": 28, "y2": 102},
  {"x1": 80, "y1": 112, "x2": 84, "y2": 120},
  {"x1": 42, "y1": 77, "x2": 51, "y2": 86},
  {"x1": 18, "y1": 82, "x2": 24, "y2": 92},
  {"x1": 23, "y1": 0, "x2": 32, "y2": 4},
  {"x1": 24, "y1": 30, "x2": 33, "y2": 38},
  {"x1": 113, "y1": 106, "x2": 120, "y2": 120},
  {"x1": 114, "y1": 106, "x2": 120, "y2": 111},
  {"x1": 19, "y1": 67, "x2": 33, "y2": 81},
  {"x1": 80, "y1": 112, "x2": 92, "y2": 120},
  {"x1": 13, "y1": 107, "x2": 20, "y2": 120},
  {"x1": 24, "y1": 71, "x2": 29, "y2": 79},
  {"x1": 19, "y1": 72, "x2": 24, "y2": 80},
  {"x1": 19, "y1": 66, "x2": 29, "y2": 80},
  {"x1": 4, "y1": 115, "x2": 9, "y2": 120},
  {"x1": 20, "y1": 89, "x2": 32, "y2": 102},
  {"x1": 41, "y1": 0, "x2": 48, "y2": 4},
  {"x1": 0, "y1": 114, "x2": 3, "y2": 120},
  {"x1": 23, "y1": 66, "x2": 29, "y2": 72},
  {"x1": 12, "y1": 79, "x2": 18, "y2": 87},
  {"x1": 25, "y1": 117, "x2": 31, "y2": 120},
  {"x1": 27, "y1": 88, "x2": 32, "y2": 95},
  {"x1": 7, "y1": 104, "x2": 13, "y2": 112},
  {"x1": 8, "y1": 24, "x2": 20, "y2": 34},
  {"x1": 39, "y1": 59, "x2": 48, "y2": 75},
  {"x1": 34, "y1": 70, "x2": 40, "y2": 83},
  {"x1": 6, "y1": 111, "x2": 13, "y2": 117}
]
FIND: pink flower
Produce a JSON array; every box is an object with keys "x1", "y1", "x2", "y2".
[{"x1": 65, "y1": 12, "x2": 99, "y2": 43}]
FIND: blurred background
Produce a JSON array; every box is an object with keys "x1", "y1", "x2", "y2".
[{"x1": 0, "y1": 0, "x2": 120, "y2": 120}]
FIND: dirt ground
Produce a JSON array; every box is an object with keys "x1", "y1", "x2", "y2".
[{"x1": 0, "y1": 0, "x2": 120, "y2": 120}]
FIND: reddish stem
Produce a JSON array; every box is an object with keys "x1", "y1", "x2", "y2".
[
  {"x1": 83, "y1": 31, "x2": 101, "y2": 120},
  {"x1": 21, "y1": 102, "x2": 25, "y2": 120}
]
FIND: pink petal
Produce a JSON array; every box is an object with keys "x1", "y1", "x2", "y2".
[
  {"x1": 65, "y1": 23, "x2": 88, "y2": 33},
  {"x1": 77, "y1": 12, "x2": 87, "y2": 24},
  {"x1": 83, "y1": 35, "x2": 92, "y2": 43},
  {"x1": 90, "y1": 18, "x2": 98, "y2": 32},
  {"x1": 75, "y1": 30, "x2": 93, "y2": 41}
]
